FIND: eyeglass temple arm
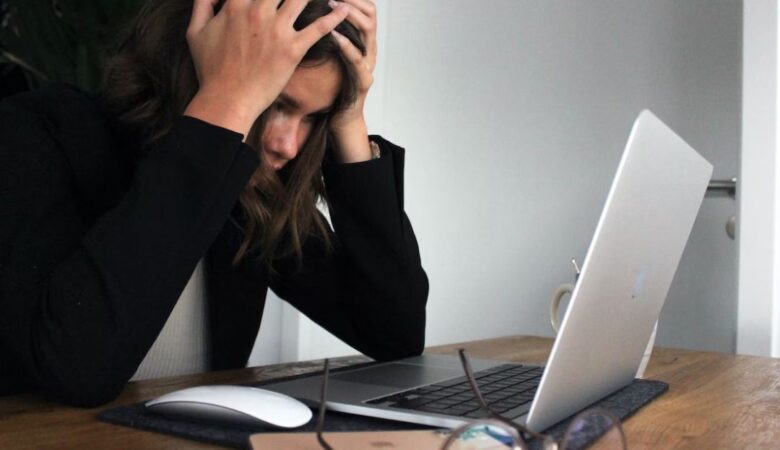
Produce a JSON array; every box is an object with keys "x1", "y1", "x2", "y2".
[
  {"x1": 317, "y1": 359, "x2": 334, "y2": 450},
  {"x1": 457, "y1": 349, "x2": 551, "y2": 443},
  {"x1": 457, "y1": 349, "x2": 499, "y2": 417}
]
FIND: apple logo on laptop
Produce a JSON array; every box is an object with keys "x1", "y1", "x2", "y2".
[{"x1": 632, "y1": 266, "x2": 651, "y2": 299}]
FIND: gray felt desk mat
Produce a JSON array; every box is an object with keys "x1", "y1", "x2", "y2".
[{"x1": 99, "y1": 374, "x2": 668, "y2": 449}]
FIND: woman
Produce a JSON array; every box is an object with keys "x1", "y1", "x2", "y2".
[{"x1": 0, "y1": 0, "x2": 427, "y2": 407}]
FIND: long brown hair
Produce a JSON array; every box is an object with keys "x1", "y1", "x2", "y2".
[{"x1": 100, "y1": 0, "x2": 366, "y2": 268}]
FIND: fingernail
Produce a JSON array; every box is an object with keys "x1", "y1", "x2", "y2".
[
  {"x1": 331, "y1": 30, "x2": 344, "y2": 40},
  {"x1": 330, "y1": 0, "x2": 348, "y2": 13}
]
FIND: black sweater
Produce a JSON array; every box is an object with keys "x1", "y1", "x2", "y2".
[{"x1": 0, "y1": 85, "x2": 428, "y2": 407}]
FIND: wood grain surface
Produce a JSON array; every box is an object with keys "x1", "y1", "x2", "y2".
[{"x1": 1, "y1": 336, "x2": 778, "y2": 449}]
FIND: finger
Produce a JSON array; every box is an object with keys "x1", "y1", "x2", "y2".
[
  {"x1": 332, "y1": 1, "x2": 375, "y2": 59},
  {"x1": 187, "y1": 0, "x2": 218, "y2": 37},
  {"x1": 331, "y1": 29, "x2": 364, "y2": 65},
  {"x1": 335, "y1": 1, "x2": 373, "y2": 34},
  {"x1": 297, "y1": 3, "x2": 349, "y2": 49},
  {"x1": 338, "y1": 0, "x2": 376, "y2": 17}
]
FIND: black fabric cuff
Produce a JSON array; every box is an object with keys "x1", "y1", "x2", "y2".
[
  {"x1": 175, "y1": 116, "x2": 258, "y2": 168},
  {"x1": 322, "y1": 135, "x2": 406, "y2": 215}
]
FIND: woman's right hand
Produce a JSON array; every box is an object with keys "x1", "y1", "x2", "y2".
[{"x1": 183, "y1": 0, "x2": 349, "y2": 137}]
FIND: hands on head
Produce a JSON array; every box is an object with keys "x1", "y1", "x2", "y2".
[
  {"x1": 183, "y1": 0, "x2": 377, "y2": 164},
  {"x1": 327, "y1": 0, "x2": 378, "y2": 162}
]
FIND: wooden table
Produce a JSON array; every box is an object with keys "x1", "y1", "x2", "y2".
[{"x1": 1, "y1": 336, "x2": 779, "y2": 449}]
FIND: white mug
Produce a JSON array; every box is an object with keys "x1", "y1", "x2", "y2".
[{"x1": 549, "y1": 283, "x2": 657, "y2": 379}]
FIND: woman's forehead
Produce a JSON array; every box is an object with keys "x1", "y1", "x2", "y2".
[{"x1": 280, "y1": 62, "x2": 342, "y2": 114}]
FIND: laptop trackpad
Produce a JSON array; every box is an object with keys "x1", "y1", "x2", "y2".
[{"x1": 331, "y1": 363, "x2": 462, "y2": 388}]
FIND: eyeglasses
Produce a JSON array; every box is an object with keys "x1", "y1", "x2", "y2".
[{"x1": 315, "y1": 350, "x2": 628, "y2": 450}]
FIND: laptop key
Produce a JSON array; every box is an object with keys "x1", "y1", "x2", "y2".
[
  {"x1": 439, "y1": 387, "x2": 469, "y2": 395},
  {"x1": 417, "y1": 404, "x2": 455, "y2": 413},
  {"x1": 392, "y1": 397, "x2": 431, "y2": 409},
  {"x1": 492, "y1": 400, "x2": 519, "y2": 409},
  {"x1": 503, "y1": 388, "x2": 525, "y2": 395},
  {"x1": 444, "y1": 404, "x2": 479, "y2": 415},
  {"x1": 487, "y1": 404, "x2": 513, "y2": 414},
  {"x1": 427, "y1": 400, "x2": 460, "y2": 410},
  {"x1": 436, "y1": 397, "x2": 462, "y2": 405},
  {"x1": 520, "y1": 381, "x2": 541, "y2": 389},
  {"x1": 423, "y1": 391, "x2": 450, "y2": 399},
  {"x1": 418, "y1": 405, "x2": 449, "y2": 414},
  {"x1": 502, "y1": 402, "x2": 533, "y2": 420},
  {"x1": 480, "y1": 385, "x2": 505, "y2": 395},
  {"x1": 502, "y1": 398, "x2": 528, "y2": 408},
  {"x1": 431, "y1": 376, "x2": 467, "y2": 388},
  {"x1": 464, "y1": 409, "x2": 490, "y2": 419}
]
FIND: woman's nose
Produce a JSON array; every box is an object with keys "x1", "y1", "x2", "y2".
[{"x1": 267, "y1": 122, "x2": 299, "y2": 161}]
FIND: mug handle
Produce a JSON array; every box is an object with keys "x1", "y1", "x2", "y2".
[{"x1": 550, "y1": 283, "x2": 575, "y2": 333}]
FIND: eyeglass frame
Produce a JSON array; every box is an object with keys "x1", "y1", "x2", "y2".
[{"x1": 314, "y1": 350, "x2": 627, "y2": 450}]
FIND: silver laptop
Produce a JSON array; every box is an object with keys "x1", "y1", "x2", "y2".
[{"x1": 264, "y1": 110, "x2": 713, "y2": 432}]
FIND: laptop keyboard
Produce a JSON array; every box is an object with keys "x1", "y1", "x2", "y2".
[{"x1": 366, "y1": 363, "x2": 543, "y2": 420}]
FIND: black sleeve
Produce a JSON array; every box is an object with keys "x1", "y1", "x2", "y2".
[
  {"x1": 0, "y1": 94, "x2": 258, "y2": 406},
  {"x1": 269, "y1": 136, "x2": 429, "y2": 361}
]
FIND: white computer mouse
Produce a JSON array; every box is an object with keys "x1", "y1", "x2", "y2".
[{"x1": 145, "y1": 385, "x2": 313, "y2": 429}]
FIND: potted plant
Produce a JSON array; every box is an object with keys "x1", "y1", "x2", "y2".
[{"x1": 0, "y1": 0, "x2": 145, "y2": 95}]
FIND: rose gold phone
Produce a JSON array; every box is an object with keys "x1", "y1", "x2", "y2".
[{"x1": 249, "y1": 430, "x2": 506, "y2": 450}]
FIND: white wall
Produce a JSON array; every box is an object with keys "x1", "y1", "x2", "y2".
[
  {"x1": 250, "y1": 0, "x2": 744, "y2": 365},
  {"x1": 384, "y1": 0, "x2": 741, "y2": 349}
]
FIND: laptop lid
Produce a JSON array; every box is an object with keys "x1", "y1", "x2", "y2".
[{"x1": 524, "y1": 109, "x2": 713, "y2": 431}]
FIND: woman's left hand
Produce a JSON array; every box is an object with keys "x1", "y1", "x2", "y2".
[{"x1": 328, "y1": 0, "x2": 378, "y2": 163}]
